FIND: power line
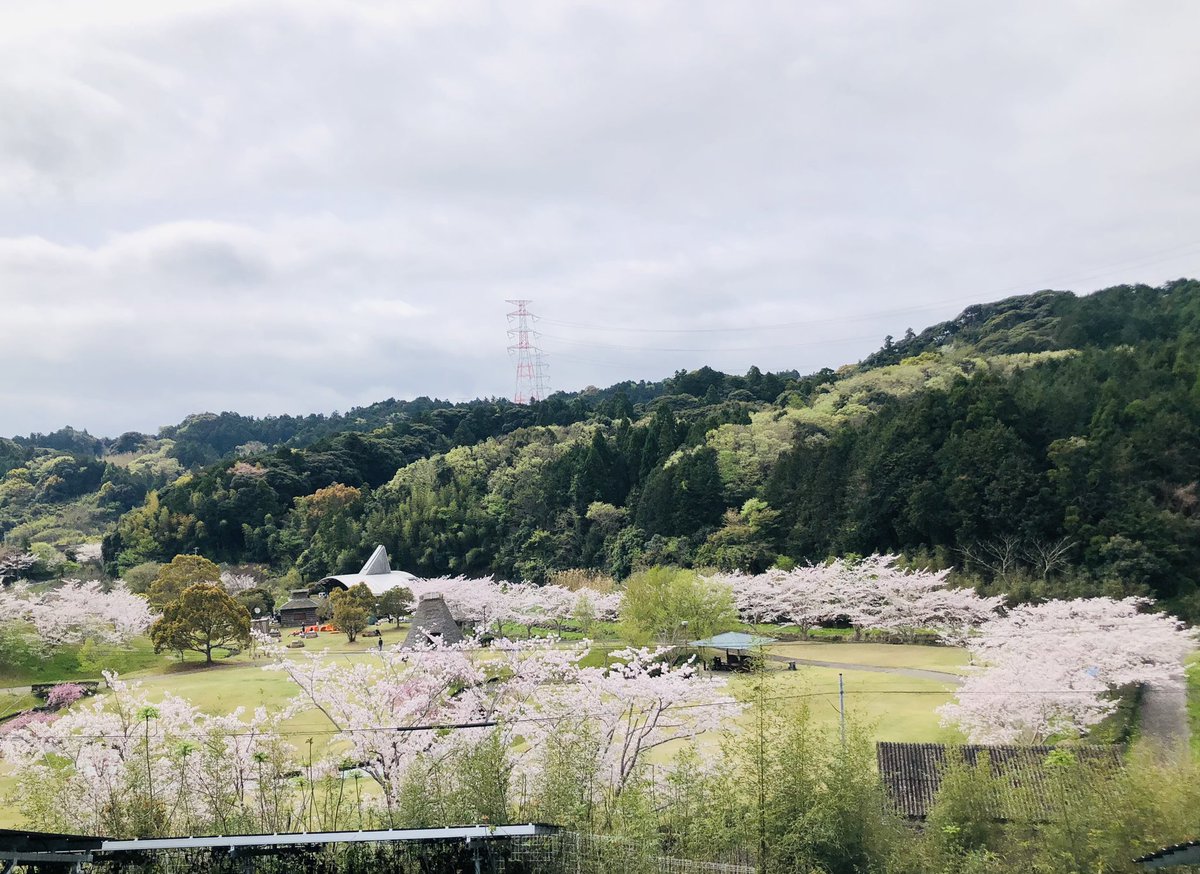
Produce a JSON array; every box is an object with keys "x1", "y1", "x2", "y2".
[{"x1": 29, "y1": 686, "x2": 1122, "y2": 742}]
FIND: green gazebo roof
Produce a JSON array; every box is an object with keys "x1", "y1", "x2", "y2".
[{"x1": 689, "y1": 631, "x2": 777, "y2": 650}]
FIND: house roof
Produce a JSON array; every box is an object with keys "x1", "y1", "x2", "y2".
[
  {"x1": 313, "y1": 545, "x2": 420, "y2": 596},
  {"x1": 690, "y1": 631, "x2": 777, "y2": 650},
  {"x1": 1135, "y1": 840, "x2": 1200, "y2": 869},
  {"x1": 279, "y1": 591, "x2": 318, "y2": 612},
  {"x1": 877, "y1": 742, "x2": 1124, "y2": 820}
]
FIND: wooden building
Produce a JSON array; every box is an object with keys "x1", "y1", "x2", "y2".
[{"x1": 278, "y1": 589, "x2": 319, "y2": 628}]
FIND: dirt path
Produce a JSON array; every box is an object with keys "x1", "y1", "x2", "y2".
[
  {"x1": 763, "y1": 653, "x2": 964, "y2": 684},
  {"x1": 1138, "y1": 679, "x2": 1189, "y2": 753}
]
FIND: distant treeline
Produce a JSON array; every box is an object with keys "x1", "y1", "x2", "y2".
[{"x1": 91, "y1": 280, "x2": 1200, "y2": 618}]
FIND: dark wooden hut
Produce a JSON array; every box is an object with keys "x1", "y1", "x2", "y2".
[{"x1": 278, "y1": 589, "x2": 319, "y2": 628}]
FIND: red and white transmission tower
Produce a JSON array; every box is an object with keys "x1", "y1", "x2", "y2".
[{"x1": 506, "y1": 299, "x2": 550, "y2": 404}]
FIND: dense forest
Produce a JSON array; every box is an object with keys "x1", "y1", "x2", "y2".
[{"x1": 6, "y1": 280, "x2": 1200, "y2": 618}]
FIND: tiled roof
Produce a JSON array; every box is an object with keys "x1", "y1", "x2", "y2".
[
  {"x1": 876, "y1": 742, "x2": 1123, "y2": 820},
  {"x1": 279, "y1": 596, "x2": 318, "y2": 611}
]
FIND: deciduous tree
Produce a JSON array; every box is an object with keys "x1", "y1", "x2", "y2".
[
  {"x1": 150, "y1": 583, "x2": 251, "y2": 664},
  {"x1": 148, "y1": 555, "x2": 221, "y2": 611},
  {"x1": 620, "y1": 567, "x2": 736, "y2": 645}
]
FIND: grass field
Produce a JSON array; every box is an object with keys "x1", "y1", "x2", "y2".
[
  {"x1": 74, "y1": 639, "x2": 964, "y2": 746},
  {"x1": 766, "y1": 641, "x2": 972, "y2": 674},
  {"x1": 1187, "y1": 653, "x2": 1200, "y2": 757},
  {"x1": 0, "y1": 635, "x2": 972, "y2": 828},
  {"x1": 726, "y1": 662, "x2": 962, "y2": 742}
]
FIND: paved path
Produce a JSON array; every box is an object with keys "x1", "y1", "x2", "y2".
[
  {"x1": 762, "y1": 653, "x2": 964, "y2": 684},
  {"x1": 1139, "y1": 679, "x2": 1189, "y2": 753}
]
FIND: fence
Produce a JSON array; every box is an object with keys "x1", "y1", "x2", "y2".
[
  {"x1": 507, "y1": 832, "x2": 757, "y2": 874},
  {"x1": 73, "y1": 830, "x2": 756, "y2": 874}
]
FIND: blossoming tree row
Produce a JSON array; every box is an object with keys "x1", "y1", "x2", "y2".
[
  {"x1": 0, "y1": 580, "x2": 152, "y2": 647},
  {"x1": 938, "y1": 597, "x2": 1197, "y2": 743},
  {"x1": 1, "y1": 639, "x2": 739, "y2": 836}
]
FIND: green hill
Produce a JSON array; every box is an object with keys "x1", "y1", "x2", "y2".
[{"x1": 7, "y1": 279, "x2": 1200, "y2": 618}]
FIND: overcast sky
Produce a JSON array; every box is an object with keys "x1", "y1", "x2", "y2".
[{"x1": 2, "y1": 1, "x2": 1199, "y2": 437}]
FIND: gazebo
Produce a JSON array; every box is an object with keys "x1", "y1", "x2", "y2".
[{"x1": 689, "y1": 631, "x2": 777, "y2": 671}]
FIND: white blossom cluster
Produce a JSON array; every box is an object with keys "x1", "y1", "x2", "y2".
[
  {"x1": 0, "y1": 579, "x2": 152, "y2": 647},
  {"x1": 938, "y1": 597, "x2": 1198, "y2": 743}
]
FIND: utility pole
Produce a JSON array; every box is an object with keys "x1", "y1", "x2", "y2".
[
  {"x1": 506, "y1": 300, "x2": 550, "y2": 404},
  {"x1": 839, "y1": 673, "x2": 846, "y2": 748}
]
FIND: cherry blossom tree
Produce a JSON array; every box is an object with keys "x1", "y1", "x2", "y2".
[
  {"x1": 46, "y1": 683, "x2": 87, "y2": 710},
  {"x1": 0, "y1": 550, "x2": 36, "y2": 585},
  {"x1": 404, "y1": 576, "x2": 622, "y2": 635},
  {"x1": 219, "y1": 571, "x2": 258, "y2": 594},
  {"x1": 269, "y1": 637, "x2": 740, "y2": 813},
  {"x1": 521, "y1": 645, "x2": 741, "y2": 796},
  {"x1": 939, "y1": 597, "x2": 1198, "y2": 742},
  {"x1": 712, "y1": 556, "x2": 1001, "y2": 641},
  {"x1": 268, "y1": 637, "x2": 584, "y2": 814},
  {"x1": 837, "y1": 556, "x2": 1002, "y2": 643},
  {"x1": 0, "y1": 580, "x2": 153, "y2": 648},
  {"x1": 0, "y1": 673, "x2": 304, "y2": 836}
]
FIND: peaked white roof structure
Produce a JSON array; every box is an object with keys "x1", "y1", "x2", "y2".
[
  {"x1": 311, "y1": 545, "x2": 420, "y2": 597},
  {"x1": 360, "y1": 544, "x2": 392, "y2": 576}
]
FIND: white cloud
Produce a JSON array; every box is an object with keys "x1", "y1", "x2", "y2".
[{"x1": 1, "y1": 0, "x2": 1199, "y2": 434}]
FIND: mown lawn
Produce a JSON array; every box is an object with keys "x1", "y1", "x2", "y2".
[
  {"x1": 725, "y1": 662, "x2": 963, "y2": 743},
  {"x1": 766, "y1": 641, "x2": 972, "y2": 674},
  {"x1": 0, "y1": 636, "x2": 167, "y2": 687},
  {"x1": 0, "y1": 623, "x2": 414, "y2": 689}
]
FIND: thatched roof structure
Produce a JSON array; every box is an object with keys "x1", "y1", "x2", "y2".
[
  {"x1": 279, "y1": 589, "x2": 318, "y2": 613},
  {"x1": 402, "y1": 594, "x2": 464, "y2": 647},
  {"x1": 877, "y1": 741, "x2": 1123, "y2": 821}
]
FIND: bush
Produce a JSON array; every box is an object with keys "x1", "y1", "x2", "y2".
[{"x1": 46, "y1": 683, "x2": 86, "y2": 710}]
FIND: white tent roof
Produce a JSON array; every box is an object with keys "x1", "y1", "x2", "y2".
[{"x1": 314, "y1": 546, "x2": 420, "y2": 596}]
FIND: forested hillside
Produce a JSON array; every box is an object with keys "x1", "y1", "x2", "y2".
[{"x1": 8, "y1": 280, "x2": 1200, "y2": 617}]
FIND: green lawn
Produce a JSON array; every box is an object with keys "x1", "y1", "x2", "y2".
[
  {"x1": 724, "y1": 662, "x2": 962, "y2": 743},
  {"x1": 766, "y1": 641, "x2": 972, "y2": 674},
  {"x1": 0, "y1": 623, "x2": 414, "y2": 689},
  {"x1": 0, "y1": 637, "x2": 168, "y2": 687},
  {"x1": 1186, "y1": 653, "x2": 1200, "y2": 758}
]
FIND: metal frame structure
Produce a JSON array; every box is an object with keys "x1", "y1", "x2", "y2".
[
  {"x1": 1, "y1": 824, "x2": 558, "y2": 872},
  {"x1": 506, "y1": 299, "x2": 550, "y2": 404}
]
